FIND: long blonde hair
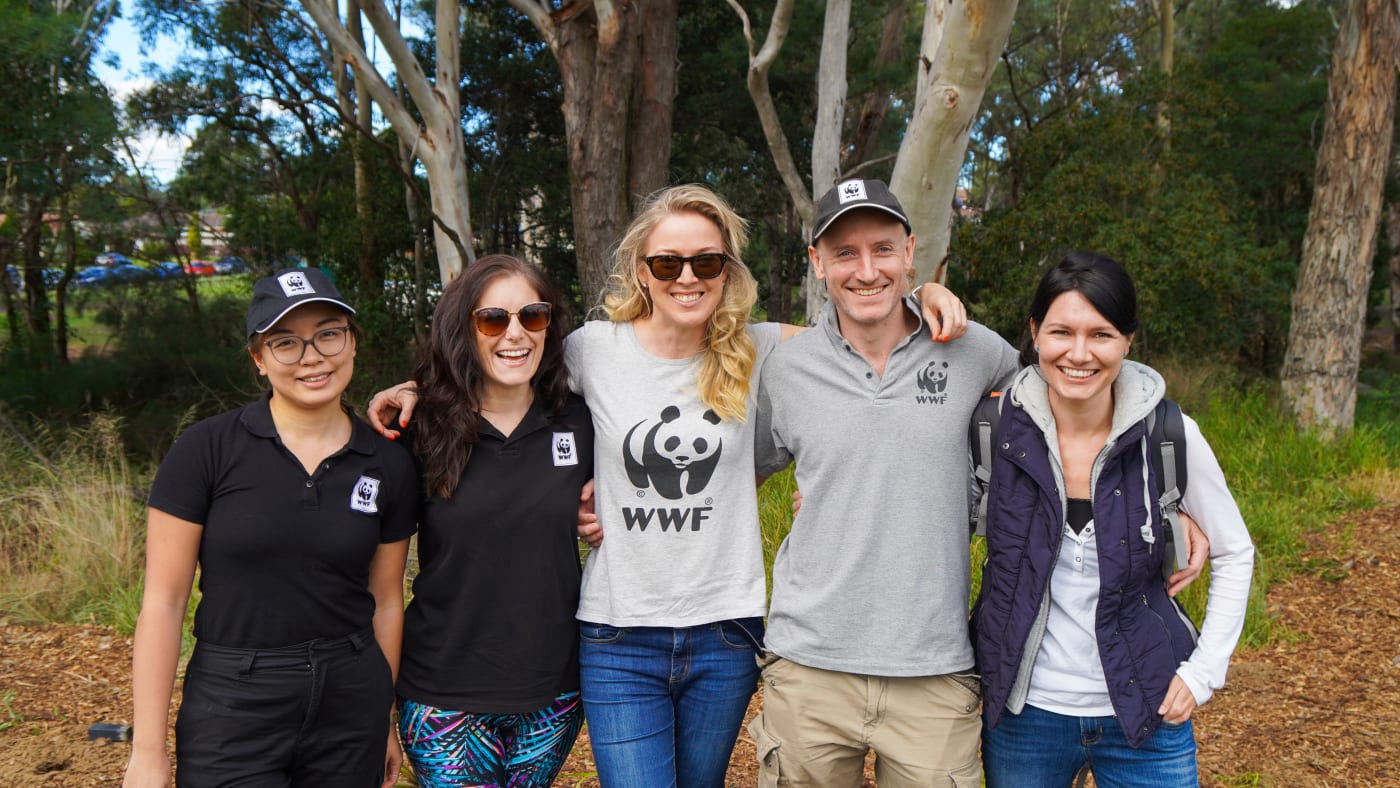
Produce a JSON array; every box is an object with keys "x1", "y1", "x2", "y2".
[{"x1": 603, "y1": 185, "x2": 759, "y2": 422}]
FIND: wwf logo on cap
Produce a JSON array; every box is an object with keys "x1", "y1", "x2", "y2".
[
  {"x1": 278, "y1": 271, "x2": 315, "y2": 296},
  {"x1": 838, "y1": 180, "x2": 868, "y2": 204}
]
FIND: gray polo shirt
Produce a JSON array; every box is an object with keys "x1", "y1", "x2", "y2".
[{"x1": 755, "y1": 298, "x2": 1018, "y2": 676}]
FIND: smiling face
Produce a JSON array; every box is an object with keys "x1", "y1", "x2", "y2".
[
  {"x1": 638, "y1": 211, "x2": 728, "y2": 334},
  {"x1": 473, "y1": 273, "x2": 548, "y2": 398},
  {"x1": 810, "y1": 209, "x2": 916, "y2": 333},
  {"x1": 1032, "y1": 290, "x2": 1134, "y2": 410},
  {"x1": 251, "y1": 302, "x2": 355, "y2": 412}
]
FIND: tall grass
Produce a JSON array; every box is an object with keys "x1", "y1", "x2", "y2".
[
  {"x1": 0, "y1": 412, "x2": 147, "y2": 631},
  {"x1": 755, "y1": 359, "x2": 1400, "y2": 649}
]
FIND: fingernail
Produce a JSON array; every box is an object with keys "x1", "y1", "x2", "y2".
[{"x1": 400, "y1": 419, "x2": 408, "y2": 427}]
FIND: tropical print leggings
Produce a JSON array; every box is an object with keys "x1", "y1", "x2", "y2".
[{"x1": 397, "y1": 691, "x2": 584, "y2": 788}]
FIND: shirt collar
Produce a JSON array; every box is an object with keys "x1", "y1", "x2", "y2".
[
  {"x1": 239, "y1": 392, "x2": 376, "y2": 456},
  {"x1": 816, "y1": 295, "x2": 927, "y2": 354}
]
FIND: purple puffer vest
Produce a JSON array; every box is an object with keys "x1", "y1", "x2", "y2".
[{"x1": 971, "y1": 400, "x2": 1197, "y2": 748}]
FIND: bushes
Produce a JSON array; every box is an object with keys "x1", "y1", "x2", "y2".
[{"x1": 0, "y1": 412, "x2": 146, "y2": 630}]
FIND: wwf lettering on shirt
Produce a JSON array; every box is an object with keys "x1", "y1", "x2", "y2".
[
  {"x1": 915, "y1": 360, "x2": 951, "y2": 405},
  {"x1": 620, "y1": 404, "x2": 723, "y2": 533}
]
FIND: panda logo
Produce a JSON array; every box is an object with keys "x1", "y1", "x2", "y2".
[
  {"x1": 623, "y1": 405, "x2": 724, "y2": 500},
  {"x1": 916, "y1": 360, "x2": 949, "y2": 395},
  {"x1": 350, "y1": 475, "x2": 381, "y2": 513},
  {"x1": 277, "y1": 271, "x2": 315, "y2": 296}
]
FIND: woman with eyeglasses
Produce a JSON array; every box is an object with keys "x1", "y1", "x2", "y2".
[
  {"x1": 392, "y1": 254, "x2": 594, "y2": 787},
  {"x1": 370, "y1": 185, "x2": 967, "y2": 786},
  {"x1": 124, "y1": 268, "x2": 417, "y2": 788}
]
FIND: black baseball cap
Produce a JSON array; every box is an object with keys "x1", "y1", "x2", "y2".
[
  {"x1": 246, "y1": 267, "x2": 355, "y2": 340},
  {"x1": 811, "y1": 179, "x2": 912, "y2": 245}
]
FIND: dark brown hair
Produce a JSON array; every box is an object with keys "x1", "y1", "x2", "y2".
[{"x1": 412, "y1": 255, "x2": 572, "y2": 498}]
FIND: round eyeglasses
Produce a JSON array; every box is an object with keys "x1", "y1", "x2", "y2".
[{"x1": 263, "y1": 326, "x2": 351, "y2": 364}]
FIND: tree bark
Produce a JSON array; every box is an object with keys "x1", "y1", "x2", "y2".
[
  {"x1": 511, "y1": 0, "x2": 678, "y2": 307},
  {"x1": 1280, "y1": 0, "x2": 1399, "y2": 435},
  {"x1": 890, "y1": 0, "x2": 1019, "y2": 286},
  {"x1": 806, "y1": 0, "x2": 851, "y2": 318},
  {"x1": 347, "y1": 0, "x2": 379, "y2": 294}
]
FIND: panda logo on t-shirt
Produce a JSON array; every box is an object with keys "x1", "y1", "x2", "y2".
[{"x1": 623, "y1": 405, "x2": 723, "y2": 500}]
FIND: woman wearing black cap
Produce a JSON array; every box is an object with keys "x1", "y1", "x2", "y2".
[{"x1": 123, "y1": 268, "x2": 418, "y2": 788}]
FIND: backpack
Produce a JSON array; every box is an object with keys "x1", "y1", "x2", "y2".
[{"x1": 969, "y1": 377, "x2": 1189, "y2": 580}]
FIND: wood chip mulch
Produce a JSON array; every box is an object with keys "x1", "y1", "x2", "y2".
[{"x1": 3, "y1": 505, "x2": 1398, "y2": 787}]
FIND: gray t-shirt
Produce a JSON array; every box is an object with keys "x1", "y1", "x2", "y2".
[
  {"x1": 756, "y1": 300, "x2": 1019, "y2": 676},
  {"x1": 567, "y1": 320, "x2": 782, "y2": 627}
]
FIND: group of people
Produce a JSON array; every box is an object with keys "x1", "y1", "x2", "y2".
[{"x1": 123, "y1": 177, "x2": 1254, "y2": 788}]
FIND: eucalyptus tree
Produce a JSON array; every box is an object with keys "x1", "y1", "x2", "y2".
[
  {"x1": 729, "y1": 0, "x2": 1018, "y2": 316},
  {"x1": 1281, "y1": 0, "x2": 1399, "y2": 434}
]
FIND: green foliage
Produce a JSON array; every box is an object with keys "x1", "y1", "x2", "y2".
[
  {"x1": 956, "y1": 77, "x2": 1291, "y2": 367},
  {"x1": 0, "y1": 279, "x2": 254, "y2": 461}
]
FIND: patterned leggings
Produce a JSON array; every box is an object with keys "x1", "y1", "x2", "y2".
[{"x1": 398, "y1": 691, "x2": 584, "y2": 788}]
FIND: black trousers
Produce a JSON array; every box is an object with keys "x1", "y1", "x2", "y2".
[{"x1": 174, "y1": 629, "x2": 392, "y2": 788}]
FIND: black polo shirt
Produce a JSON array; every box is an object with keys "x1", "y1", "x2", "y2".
[
  {"x1": 148, "y1": 394, "x2": 419, "y2": 649},
  {"x1": 397, "y1": 393, "x2": 594, "y2": 714}
]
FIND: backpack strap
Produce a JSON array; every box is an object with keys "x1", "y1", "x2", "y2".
[
  {"x1": 970, "y1": 371, "x2": 1017, "y2": 538},
  {"x1": 1147, "y1": 399, "x2": 1189, "y2": 580}
]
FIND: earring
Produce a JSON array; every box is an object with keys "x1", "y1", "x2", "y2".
[
  {"x1": 1034, "y1": 346, "x2": 1040, "y2": 354},
  {"x1": 1122, "y1": 351, "x2": 1128, "y2": 358}
]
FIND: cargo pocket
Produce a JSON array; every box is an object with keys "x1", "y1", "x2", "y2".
[
  {"x1": 747, "y1": 712, "x2": 783, "y2": 788},
  {"x1": 948, "y1": 757, "x2": 983, "y2": 788}
]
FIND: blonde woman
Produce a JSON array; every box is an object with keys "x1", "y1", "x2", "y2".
[{"x1": 369, "y1": 185, "x2": 965, "y2": 786}]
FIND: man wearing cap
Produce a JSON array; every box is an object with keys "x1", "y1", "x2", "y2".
[{"x1": 748, "y1": 179, "x2": 1020, "y2": 785}]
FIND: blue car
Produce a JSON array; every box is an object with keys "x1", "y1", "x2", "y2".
[
  {"x1": 94, "y1": 252, "x2": 133, "y2": 266},
  {"x1": 77, "y1": 265, "x2": 112, "y2": 287},
  {"x1": 154, "y1": 261, "x2": 186, "y2": 279}
]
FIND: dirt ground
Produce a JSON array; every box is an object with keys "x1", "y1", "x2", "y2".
[{"x1": 3, "y1": 506, "x2": 1398, "y2": 787}]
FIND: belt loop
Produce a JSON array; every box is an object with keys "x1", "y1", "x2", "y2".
[
  {"x1": 347, "y1": 628, "x2": 373, "y2": 652},
  {"x1": 237, "y1": 652, "x2": 256, "y2": 678}
]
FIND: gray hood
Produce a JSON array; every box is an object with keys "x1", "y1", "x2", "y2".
[{"x1": 1008, "y1": 359, "x2": 1166, "y2": 449}]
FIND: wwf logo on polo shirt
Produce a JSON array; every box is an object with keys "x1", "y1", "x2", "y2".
[
  {"x1": 915, "y1": 360, "x2": 950, "y2": 405},
  {"x1": 351, "y1": 476, "x2": 381, "y2": 513},
  {"x1": 553, "y1": 432, "x2": 578, "y2": 466}
]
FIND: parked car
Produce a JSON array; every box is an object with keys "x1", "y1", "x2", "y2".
[
  {"x1": 77, "y1": 265, "x2": 112, "y2": 287},
  {"x1": 94, "y1": 253, "x2": 132, "y2": 266},
  {"x1": 154, "y1": 261, "x2": 186, "y2": 279},
  {"x1": 110, "y1": 263, "x2": 153, "y2": 284},
  {"x1": 188, "y1": 260, "x2": 217, "y2": 277},
  {"x1": 213, "y1": 256, "x2": 247, "y2": 275}
]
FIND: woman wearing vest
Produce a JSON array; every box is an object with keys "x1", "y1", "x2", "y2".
[
  {"x1": 393, "y1": 254, "x2": 595, "y2": 787},
  {"x1": 124, "y1": 269, "x2": 418, "y2": 788},
  {"x1": 971, "y1": 251, "x2": 1255, "y2": 786},
  {"x1": 368, "y1": 185, "x2": 969, "y2": 786}
]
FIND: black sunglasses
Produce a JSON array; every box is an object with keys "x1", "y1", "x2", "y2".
[
  {"x1": 643, "y1": 253, "x2": 728, "y2": 281},
  {"x1": 473, "y1": 302, "x2": 552, "y2": 336}
]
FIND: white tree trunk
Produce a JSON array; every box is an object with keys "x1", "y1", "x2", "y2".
[
  {"x1": 303, "y1": 0, "x2": 475, "y2": 282},
  {"x1": 806, "y1": 0, "x2": 851, "y2": 318},
  {"x1": 890, "y1": 0, "x2": 1019, "y2": 285},
  {"x1": 1280, "y1": 0, "x2": 1399, "y2": 434}
]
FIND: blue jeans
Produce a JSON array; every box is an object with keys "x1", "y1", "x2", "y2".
[
  {"x1": 578, "y1": 618, "x2": 763, "y2": 788},
  {"x1": 983, "y1": 703, "x2": 1198, "y2": 787}
]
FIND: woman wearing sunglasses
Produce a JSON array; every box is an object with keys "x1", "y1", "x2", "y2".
[
  {"x1": 370, "y1": 185, "x2": 966, "y2": 786},
  {"x1": 393, "y1": 254, "x2": 595, "y2": 787},
  {"x1": 125, "y1": 268, "x2": 417, "y2": 788}
]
